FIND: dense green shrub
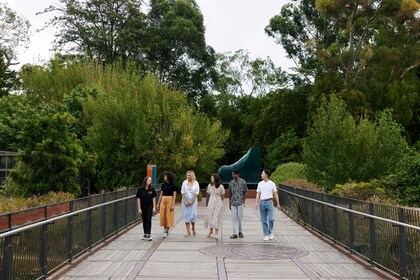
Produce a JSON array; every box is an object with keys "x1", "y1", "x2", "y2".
[
  {"x1": 304, "y1": 96, "x2": 409, "y2": 191},
  {"x1": 384, "y1": 150, "x2": 420, "y2": 207},
  {"x1": 271, "y1": 162, "x2": 306, "y2": 185}
]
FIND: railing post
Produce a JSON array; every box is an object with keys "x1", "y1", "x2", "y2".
[
  {"x1": 86, "y1": 196, "x2": 92, "y2": 249},
  {"x1": 66, "y1": 201, "x2": 74, "y2": 262},
  {"x1": 39, "y1": 224, "x2": 48, "y2": 279},
  {"x1": 368, "y1": 203, "x2": 376, "y2": 264},
  {"x1": 310, "y1": 192, "x2": 315, "y2": 227},
  {"x1": 333, "y1": 196, "x2": 338, "y2": 242},
  {"x1": 102, "y1": 194, "x2": 107, "y2": 239},
  {"x1": 321, "y1": 194, "x2": 326, "y2": 233},
  {"x1": 113, "y1": 192, "x2": 118, "y2": 232},
  {"x1": 398, "y1": 207, "x2": 407, "y2": 279},
  {"x1": 124, "y1": 189, "x2": 128, "y2": 227},
  {"x1": 348, "y1": 200, "x2": 355, "y2": 252},
  {"x1": 1, "y1": 235, "x2": 13, "y2": 280}
]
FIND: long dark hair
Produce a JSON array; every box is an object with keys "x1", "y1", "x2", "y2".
[
  {"x1": 212, "y1": 173, "x2": 221, "y2": 189},
  {"x1": 142, "y1": 176, "x2": 152, "y2": 190}
]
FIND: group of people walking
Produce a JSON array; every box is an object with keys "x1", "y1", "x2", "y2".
[{"x1": 136, "y1": 169, "x2": 280, "y2": 241}]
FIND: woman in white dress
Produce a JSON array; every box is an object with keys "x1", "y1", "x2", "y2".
[
  {"x1": 181, "y1": 170, "x2": 200, "y2": 237},
  {"x1": 204, "y1": 173, "x2": 225, "y2": 239}
]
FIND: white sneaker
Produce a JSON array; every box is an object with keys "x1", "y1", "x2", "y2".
[
  {"x1": 263, "y1": 236, "x2": 269, "y2": 241},
  {"x1": 142, "y1": 234, "x2": 148, "y2": 240},
  {"x1": 269, "y1": 234, "x2": 274, "y2": 240},
  {"x1": 163, "y1": 232, "x2": 168, "y2": 238},
  {"x1": 147, "y1": 235, "x2": 152, "y2": 241}
]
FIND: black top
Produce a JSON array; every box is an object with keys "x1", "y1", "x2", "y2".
[
  {"x1": 161, "y1": 182, "x2": 177, "y2": 196},
  {"x1": 136, "y1": 187, "x2": 157, "y2": 210}
]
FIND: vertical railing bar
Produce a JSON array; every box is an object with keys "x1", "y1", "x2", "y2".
[
  {"x1": 368, "y1": 203, "x2": 376, "y2": 264},
  {"x1": 102, "y1": 194, "x2": 107, "y2": 239},
  {"x1": 66, "y1": 201, "x2": 74, "y2": 262},
  {"x1": 1, "y1": 235, "x2": 13, "y2": 280},
  {"x1": 86, "y1": 196, "x2": 92, "y2": 249},
  {"x1": 321, "y1": 194, "x2": 326, "y2": 234},
  {"x1": 398, "y1": 207, "x2": 407, "y2": 279},
  {"x1": 124, "y1": 189, "x2": 128, "y2": 228},
  {"x1": 348, "y1": 200, "x2": 355, "y2": 252},
  {"x1": 113, "y1": 192, "x2": 118, "y2": 233},
  {"x1": 39, "y1": 224, "x2": 48, "y2": 279},
  {"x1": 333, "y1": 196, "x2": 338, "y2": 242}
]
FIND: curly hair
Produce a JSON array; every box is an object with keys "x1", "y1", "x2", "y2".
[{"x1": 163, "y1": 171, "x2": 177, "y2": 183}]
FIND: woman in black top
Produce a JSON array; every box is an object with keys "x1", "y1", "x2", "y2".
[
  {"x1": 136, "y1": 176, "x2": 157, "y2": 241},
  {"x1": 157, "y1": 171, "x2": 177, "y2": 238}
]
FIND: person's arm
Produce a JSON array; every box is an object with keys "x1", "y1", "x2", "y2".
[
  {"x1": 157, "y1": 191, "x2": 163, "y2": 210},
  {"x1": 221, "y1": 185, "x2": 225, "y2": 201},
  {"x1": 274, "y1": 191, "x2": 280, "y2": 210},
  {"x1": 255, "y1": 192, "x2": 260, "y2": 209},
  {"x1": 137, "y1": 198, "x2": 142, "y2": 214},
  {"x1": 152, "y1": 196, "x2": 156, "y2": 212},
  {"x1": 228, "y1": 183, "x2": 231, "y2": 210},
  {"x1": 171, "y1": 189, "x2": 176, "y2": 210},
  {"x1": 242, "y1": 181, "x2": 247, "y2": 205}
]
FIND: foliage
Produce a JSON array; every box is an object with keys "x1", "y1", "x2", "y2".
[
  {"x1": 265, "y1": 0, "x2": 337, "y2": 82},
  {"x1": 4, "y1": 104, "x2": 87, "y2": 197},
  {"x1": 0, "y1": 192, "x2": 74, "y2": 214},
  {"x1": 38, "y1": 0, "x2": 146, "y2": 64},
  {"x1": 253, "y1": 88, "x2": 308, "y2": 166},
  {"x1": 303, "y1": 96, "x2": 409, "y2": 190},
  {"x1": 146, "y1": 0, "x2": 216, "y2": 102},
  {"x1": 0, "y1": 2, "x2": 31, "y2": 66},
  {"x1": 330, "y1": 180, "x2": 386, "y2": 201},
  {"x1": 383, "y1": 150, "x2": 420, "y2": 207},
  {"x1": 20, "y1": 57, "x2": 103, "y2": 105},
  {"x1": 282, "y1": 178, "x2": 322, "y2": 192},
  {"x1": 266, "y1": 129, "x2": 302, "y2": 170},
  {"x1": 214, "y1": 50, "x2": 287, "y2": 97},
  {"x1": 39, "y1": 0, "x2": 215, "y2": 103},
  {"x1": 81, "y1": 63, "x2": 228, "y2": 190},
  {"x1": 0, "y1": 48, "x2": 16, "y2": 97},
  {"x1": 271, "y1": 162, "x2": 307, "y2": 185}
]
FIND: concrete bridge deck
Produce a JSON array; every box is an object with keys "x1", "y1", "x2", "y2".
[{"x1": 51, "y1": 199, "x2": 392, "y2": 280}]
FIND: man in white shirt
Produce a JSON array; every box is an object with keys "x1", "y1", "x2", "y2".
[{"x1": 255, "y1": 169, "x2": 280, "y2": 241}]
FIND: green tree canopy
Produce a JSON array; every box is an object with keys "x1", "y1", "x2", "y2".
[{"x1": 304, "y1": 96, "x2": 409, "y2": 190}]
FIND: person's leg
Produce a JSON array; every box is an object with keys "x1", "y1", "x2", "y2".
[
  {"x1": 141, "y1": 210, "x2": 148, "y2": 237},
  {"x1": 214, "y1": 228, "x2": 219, "y2": 239},
  {"x1": 191, "y1": 222, "x2": 196, "y2": 235},
  {"x1": 237, "y1": 204, "x2": 244, "y2": 234},
  {"x1": 259, "y1": 201, "x2": 269, "y2": 237},
  {"x1": 267, "y1": 202, "x2": 274, "y2": 236},
  {"x1": 185, "y1": 222, "x2": 191, "y2": 236},
  {"x1": 231, "y1": 205, "x2": 239, "y2": 235},
  {"x1": 148, "y1": 208, "x2": 153, "y2": 235}
]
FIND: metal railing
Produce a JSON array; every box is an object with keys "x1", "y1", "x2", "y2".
[
  {"x1": 278, "y1": 184, "x2": 420, "y2": 280},
  {"x1": 0, "y1": 187, "x2": 158, "y2": 280}
]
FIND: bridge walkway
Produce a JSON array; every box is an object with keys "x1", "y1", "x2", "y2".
[{"x1": 52, "y1": 199, "x2": 390, "y2": 280}]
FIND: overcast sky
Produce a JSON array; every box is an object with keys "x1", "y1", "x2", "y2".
[{"x1": 3, "y1": 0, "x2": 294, "y2": 71}]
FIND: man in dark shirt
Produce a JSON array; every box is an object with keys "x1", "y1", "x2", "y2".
[{"x1": 228, "y1": 170, "x2": 247, "y2": 239}]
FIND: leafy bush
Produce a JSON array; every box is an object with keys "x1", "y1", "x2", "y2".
[
  {"x1": 282, "y1": 179, "x2": 322, "y2": 192},
  {"x1": 271, "y1": 162, "x2": 306, "y2": 184},
  {"x1": 330, "y1": 180, "x2": 387, "y2": 200},
  {"x1": 266, "y1": 129, "x2": 302, "y2": 170},
  {"x1": 303, "y1": 96, "x2": 409, "y2": 191},
  {"x1": 0, "y1": 192, "x2": 74, "y2": 213},
  {"x1": 383, "y1": 150, "x2": 420, "y2": 207}
]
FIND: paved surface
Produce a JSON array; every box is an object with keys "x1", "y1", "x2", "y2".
[{"x1": 53, "y1": 199, "x2": 385, "y2": 280}]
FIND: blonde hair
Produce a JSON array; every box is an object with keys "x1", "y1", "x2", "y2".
[{"x1": 186, "y1": 170, "x2": 196, "y2": 181}]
